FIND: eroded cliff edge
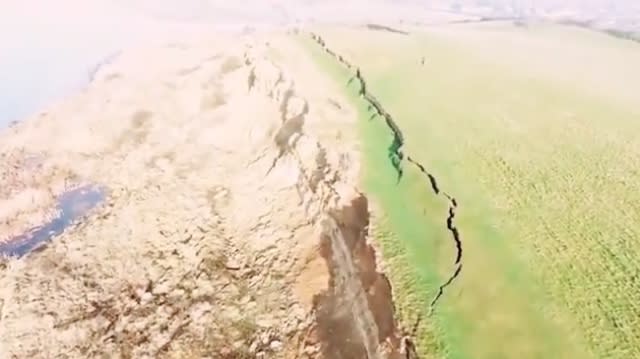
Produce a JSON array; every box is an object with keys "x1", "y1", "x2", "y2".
[{"x1": 0, "y1": 33, "x2": 403, "y2": 358}]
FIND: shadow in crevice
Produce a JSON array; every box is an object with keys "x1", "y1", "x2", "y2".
[
  {"x1": 407, "y1": 156, "x2": 439, "y2": 195},
  {"x1": 266, "y1": 85, "x2": 309, "y2": 175}
]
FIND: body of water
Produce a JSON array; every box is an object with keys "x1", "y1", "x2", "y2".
[{"x1": 0, "y1": 185, "x2": 106, "y2": 258}]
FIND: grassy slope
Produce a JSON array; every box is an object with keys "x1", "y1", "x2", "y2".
[
  {"x1": 300, "y1": 35, "x2": 455, "y2": 358},
  {"x1": 302, "y1": 22, "x2": 640, "y2": 359},
  {"x1": 300, "y1": 31, "x2": 581, "y2": 359}
]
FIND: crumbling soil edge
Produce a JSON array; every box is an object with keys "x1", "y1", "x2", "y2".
[
  {"x1": 242, "y1": 47, "x2": 404, "y2": 358},
  {"x1": 307, "y1": 31, "x2": 464, "y2": 316},
  {"x1": 313, "y1": 194, "x2": 401, "y2": 359}
]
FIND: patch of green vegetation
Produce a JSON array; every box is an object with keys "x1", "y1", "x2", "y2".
[
  {"x1": 300, "y1": 35, "x2": 452, "y2": 357},
  {"x1": 357, "y1": 40, "x2": 581, "y2": 359},
  {"x1": 296, "y1": 24, "x2": 640, "y2": 358},
  {"x1": 303, "y1": 23, "x2": 640, "y2": 359}
]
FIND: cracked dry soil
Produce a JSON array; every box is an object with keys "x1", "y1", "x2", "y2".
[{"x1": 0, "y1": 34, "x2": 404, "y2": 358}]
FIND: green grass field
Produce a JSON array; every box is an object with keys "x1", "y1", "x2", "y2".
[{"x1": 301, "y1": 22, "x2": 640, "y2": 359}]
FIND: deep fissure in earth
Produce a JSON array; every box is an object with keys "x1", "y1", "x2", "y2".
[{"x1": 308, "y1": 31, "x2": 464, "y2": 314}]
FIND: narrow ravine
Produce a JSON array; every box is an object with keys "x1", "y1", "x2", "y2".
[{"x1": 307, "y1": 32, "x2": 464, "y2": 315}]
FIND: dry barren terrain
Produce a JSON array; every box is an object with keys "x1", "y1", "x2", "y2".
[{"x1": 0, "y1": 33, "x2": 406, "y2": 358}]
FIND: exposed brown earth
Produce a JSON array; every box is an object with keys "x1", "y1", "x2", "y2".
[{"x1": 0, "y1": 33, "x2": 403, "y2": 358}]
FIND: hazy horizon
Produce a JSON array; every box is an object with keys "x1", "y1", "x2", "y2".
[{"x1": 1, "y1": 0, "x2": 637, "y2": 127}]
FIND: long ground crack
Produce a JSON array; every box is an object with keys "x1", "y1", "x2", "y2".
[{"x1": 308, "y1": 32, "x2": 464, "y2": 315}]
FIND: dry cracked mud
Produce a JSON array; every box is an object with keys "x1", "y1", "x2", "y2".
[{"x1": 0, "y1": 33, "x2": 405, "y2": 358}]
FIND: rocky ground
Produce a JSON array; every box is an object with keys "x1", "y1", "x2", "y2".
[{"x1": 0, "y1": 32, "x2": 402, "y2": 358}]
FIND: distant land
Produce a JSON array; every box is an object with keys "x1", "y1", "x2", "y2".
[{"x1": 423, "y1": 0, "x2": 640, "y2": 38}]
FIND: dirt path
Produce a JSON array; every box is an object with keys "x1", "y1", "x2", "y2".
[{"x1": 0, "y1": 33, "x2": 402, "y2": 358}]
